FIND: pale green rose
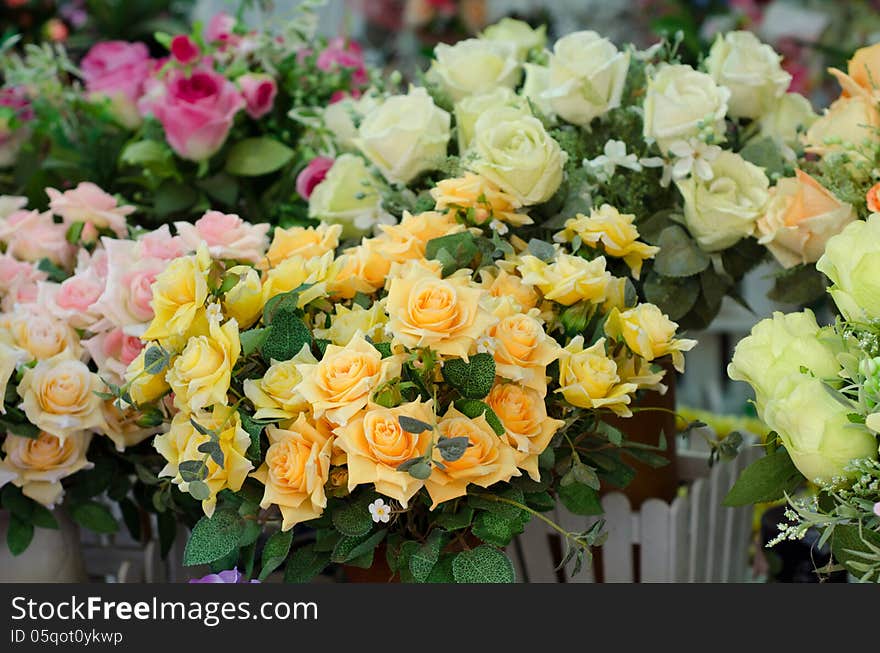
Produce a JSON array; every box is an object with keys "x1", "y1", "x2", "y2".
[
  {"x1": 322, "y1": 93, "x2": 380, "y2": 151},
  {"x1": 816, "y1": 214, "x2": 880, "y2": 322},
  {"x1": 756, "y1": 92, "x2": 817, "y2": 151},
  {"x1": 353, "y1": 87, "x2": 450, "y2": 184},
  {"x1": 727, "y1": 309, "x2": 842, "y2": 410},
  {"x1": 454, "y1": 86, "x2": 528, "y2": 152},
  {"x1": 643, "y1": 64, "x2": 730, "y2": 154},
  {"x1": 427, "y1": 38, "x2": 521, "y2": 102},
  {"x1": 762, "y1": 376, "x2": 878, "y2": 483},
  {"x1": 520, "y1": 62, "x2": 554, "y2": 118},
  {"x1": 704, "y1": 31, "x2": 791, "y2": 120},
  {"x1": 675, "y1": 151, "x2": 769, "y2": 252},
  {"x1": 544, "y1": 31, "x2": 629, "y2": 126},
  {"x1": 470, "y1": 107, "x2": 566, "y2": 206},
  {"x1": 480, "y1": 18, "x2": 546, "y2": 61},
  {"x1": 308, "y1": 154, "x2": 387, "y2": 238}
]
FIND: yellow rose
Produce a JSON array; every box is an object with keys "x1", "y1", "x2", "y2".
[
  {"x1": 313, "y1": 301, "x2": 388, "y2": 346},
  {"x1": 385, "y1": 265, "x2": 495, "y2": 359},
  {"x1": 327, "y1": 243, "x2": 389, "y2": 299},
  {"x1": 251, "y1": 414, "x2": 333, "y2": 530},
  {"x1": 334, "y1": 400, "x2": 434, "y2": 506},
  {"x1": 0, "y1": 431, "x2": 92, "y2": 507},
  {"x1": 18, "y1": 353, "x2": 103, "y2": 440},
  {"x1": 490, "y1": 312, "x2": 560, "y2": 395},
  {"x1": 615, "y1": 351, "x2": 667, "y2": 393},
  {"x1": 424, "y1": 406, "x2": 520, "y2": 508},
  {"x1": 243, "y1": 345, "x2": 317, "y2": 420},
  {"x1": 478, "y1": 268, "x2": 539, "y2": 313},
  {"x1": 263, "y1": 223, "x2": 342, "y2": 269},
  {"x1": 166, "y1": 306, "x2": 240, "y2": 412},
  {"x1": 555, "y1": 205, "x2": 659, "y2": 279},
  {"x1": 556, "y1": 336, "x2": 638, "y2": 416},
  {"x1": 431, "y1": 173, "x2": 530, "y2": 228},
  {"x1": 517, "y1": 252, "x2": 612, "y2": 306},
  {"x1": 605, "y1": 305, "x2": 697, "y2": 372},
  {"x1": 96, "y1": 400, "x2": 161, "y2": 452},
  {"x1": 294, "y1": 331, "x2": 402, "y2": 426},
  {"x1": 261, "y1": 250, "x2": 337, "y2": 308},
  {"x1": 221, "y1": 265, "x2": 263, "y2": 329},
  {"x1": 486, "y1": 382, "x2": 563, "y2": 481},
  {"x1": 142, "y1": 247, "x2": 211, "y2": 342},
  {"x1": 124, "y1": 348, "x2": 171, "y2": 406},
  {"x1": 756, "y1": 170, "x2": 855, "y2": 269},
  {"x1": 154, "y1": 406, "x2": 253, "y2": 517},
  {"x1": 4, "y1": 306, "x2": 81, "y2": 362},
  {"x1": 377, "y1": 210, "x2": 466, "y2": 263},
  {"x1": 602, "y1": 277, "x2": 629, "y2": 313}
]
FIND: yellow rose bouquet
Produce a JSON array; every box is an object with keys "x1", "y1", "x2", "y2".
[
  {"x1": 727, "y1": 215, "x2": 880, "y2": 582},
  {"x1": 309, "y1": 21, "x2": 821, "y2": 330},
  {"x1": 121, "y1": 199, "x2": 696, "y2": 582}
]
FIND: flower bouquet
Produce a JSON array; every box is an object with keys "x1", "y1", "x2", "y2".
[
  {"x1": 308, "y1": 21, "x2": 816, "y2": 331},
  {"x1": 0, "y1": 3, "x2": 370, "y2": 228}
]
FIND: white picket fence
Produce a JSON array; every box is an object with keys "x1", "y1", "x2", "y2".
[{"x1": 511, "y1": 440, "x2": 761, "y2": 583}]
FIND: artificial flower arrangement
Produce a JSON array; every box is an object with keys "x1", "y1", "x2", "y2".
[
  {"x1": 118, "y1": 183, "x2": 697, "y2": 582},
  {"x1": 0, "y1": 3, "x2": 369, "y2": 228},
  {"x1": 306, "y1": 20, "x2": 819, "y2": 331},
  {"x1": 726, "y1": 215, "x2": 880, "y2": 582},
  {"x1": 0, "y1": 184, "x2": 209, "y2": 557}
]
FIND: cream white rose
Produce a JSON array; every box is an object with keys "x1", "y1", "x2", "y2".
[
  {"x1": 471, "y1": 107, "x2": 566, "y2": 206},
  {"x1": 704, "y1": 31, "x2": 791, "y2": 120},
  {"x1": 0, "y1": 432, "x2": 92, "y2": 507},
  {"x1": 676, "y1": 151, "x2": 769, "y2": 251},
  {"x1": 428, "y1": 38, "x2": 521, "y2": 102},
  {"x1": 520, "y1": 63, "x2": 554, "y2": 118},
  {"x1": 322, "y1": 93, "x2": 380, "y2": 151},
  {"x1": 455, "y1": 86, "x2": 528, "y2": 152},
  {"x1": 545, "y1": 31, "x2": 629, "y2": 126},
  {"x1": 353, "y1": 87, "x2": 451, "y2": 184},
  {"x1": 480, "y1": 18, "x2": 546, "y2": 61},
  {"x1": 308, "y1": 154, "x2": 388, "y2": 238},
  {"x1": 643, "y1": 64, "x2": 730, "y2": 154},
  {"x1": 756, "y1": 92, "x2": 817, "y2": 151}
]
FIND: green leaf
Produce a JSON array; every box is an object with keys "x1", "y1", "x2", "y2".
[
  {"x1": 398, "y1": 416, "x2": 433, "y2": 434},
  {"x1": 425, "y1": 232, "x2": 479, "y2": 275},
  {"x1": 468, "y1": 487, "x2": 525, "y2": 520},
  {"x1": 524, "y1": 491, "x2": 555, "y2": 512},
  {"x1": 284, "y1": 544, "x2": 330, "y2": 583},
  {"x1": 143, "y1": 345, "x2": 170, "y2": 375},
  {"x1": 653, "y1": 225, "x2": 711, "y2": 278},
  {"x1": 331, "y1": 495, "x2": 375, "y2": 537},
  {"x1": 767, "y1": 264, "x2": 827, "y2": 306},
  {"x1": 196, "y1": 173, "x2": 239, "y2": 206},
  {"x1": 261, "y1": 310, "x2": 312, "y2": 362},
  {"x1": 527, "y1": 238, "x2": 556, "y2": 262},
  {"x1": 739, "y1": 136, "x2": 788, "y2": 178},
  {"x1": 240, "y1": 327, "x2": 269, "y2": 356},
  {"x1": 723, "y1": 448, "x2": 804, "y2": 506},
  {"x1": 452, "y1": 545, "x2": 516, "y2": 583},
  {"x1": 426, "y1": 554, "x2": 456, "y2": 583},
  {"x1": 157, "y1": 509, "x2": 177, "y2": 559},
  {"x1": 435, "y1": 506, "x2": 474, "y2": 531},
  {"x1": 1, "y1": 484, "x2": 33, "y2": 519},
  {"x1": 643, "y1": 272, "x2": 700, "y2": 321},
  {"x1": 472, "y1": 510, "x2": 526, "y2": 547},
  {"x1": 238, "y1": 411, "x2": 264, "y2": 463},
  {"x1": 119, "y1": 498, "x2": 142, "y2": 541},
  {"x1": 453, "y1": 399, "x2": 505, "y2": 435},
  {"x1": 558, "y1": 482, "x2": 603, "y2": 515},
  {"x1": 183, "y1": 511, "x2": 245, "y2": 566},
  {"x1": 178, "y1": 460, "x2": 208, "y2": 483},
  {"x1": 259, "y1": 529, "x2": 293, "y2": 580},
  {"x1": 437, "y1": 436, "x2": 471, "y2": 462},
  {"x1": 441, "y1": 353, "x2": 496, "y2": 400},
  {"x1": 830, "y1": 524, "x2": 880, "y2": 582},
  {"x1": 154, "y1": 180, "x2": 199, "y2": 216},
  {"x1": 409, "y1": 530, "x2": 445, "y2": 582},
  {"x1": 6, "y1": 513, "x2": 34, "y2": 556},
  {"x1": 66, "y1": 221, "x2": 85, "y2": 244},
  {"x1": 226, "y1": 138, "x2": 294, "y2": 177},
  {"x1": 30, "y1": 504, "x2": 59, "y2": 530},
  {"x1": 188, "y1": 480, "x2": 212, "y2": 501},
  {"x1": 70, "y1": 501, "x2": 119, "y2": 534},
  {"x1": 198, "y1": 440, "x2": 225, "y2": 467},
  {"x1": 331, "y1": 530, "x2": 387, "y2": 564}
]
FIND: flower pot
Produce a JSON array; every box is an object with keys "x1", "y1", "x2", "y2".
[{"x1": 0, "y1": 510, "x2": 87, "y2": 582}]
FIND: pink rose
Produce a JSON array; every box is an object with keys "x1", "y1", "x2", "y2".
[
  {"x1": 237, "y1": 73, "x2": 277, "y2": 119},
  {"x1": 91, "y1": 238, "x2": 165, "y2": 334},
  {"x1": 0, "y1": 254, "x2": 46, "y2": 310},
  {"x1": 205, "y1": 12, "x2": 236, "y2": 44},
  {"x1": 40, "y1": 268, "x2": 105, "y2": 329},
  {"x1": 0, "y1": 209, "x2": 74, "y2": 267},
  {"x1": 138, "y1": 224, "x2": 187, "y2": 260},
  {"x1": 317, "y1": 37, "x2": 368, "y2": 88},
  {"x1": 45, "y1": 182, "x2": 133, "y2": 238},
  {"x1": 296, "y1": 156, "x2": 334, "y2": 199},
  {"x1": 148, "y1": 67, "x2": 245, "y2": 161},
  {"x1": 171, "y1": 35, "x2": 200, "y2": 65},
  {"x1": 83, "y1": 328, "x2": 144, "y2": 385},
  {"x1": 81, "y1": 41, "x2": 153, "y2": 129},
  {"x1": 174, "y1": 211, "x2": 269, "y2": 263}
]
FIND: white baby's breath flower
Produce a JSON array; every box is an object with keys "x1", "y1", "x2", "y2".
[
  {"x1": 667, "y1": 139, "x2": 721, "y2": 181},
  {"x1": 639, "y1": 156, "x2": 672, "y2": 187},
  {"x1": 584, "y1": 139, "x2": 642, "y2": 180},
  {"x1": 368, "y1": 498, "x2": 392, "y2": 523}
]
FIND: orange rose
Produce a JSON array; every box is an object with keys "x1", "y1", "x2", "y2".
[
  {"x1": 829, "y1": 43, "x2": 880, "y2": 100},
  {"x1": 263, "y1": 223, "x2": 341, "y2": 269},
  {"x1": 867, "y1": 182, "x2": 880, "y2": 213},
  {"x1": 756, "y1": 170, "x2": 855, "y2": 268},
  {"x1": 490, "y1": 313, "x2": 560, "y2": 395}
]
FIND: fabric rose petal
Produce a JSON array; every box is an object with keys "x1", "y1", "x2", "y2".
[{"x1": 147, "y1": 67, "x2": 246, "y2": 161}]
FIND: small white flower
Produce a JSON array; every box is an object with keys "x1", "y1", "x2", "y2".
[
  {"x1": 585, "y1": 139, "x2": 642, "y2": 180},
  {"x1": 667, "y1": 139, "x2": 721, "y2": 181},
  {"x1": 368, "y1": 498, "x2": 392, "y2": 523},
  {"x1": 475, "y1": 335, "x2": 497, "y2": 355},
  {"x1": 489, "y1": 219, "x2": 509, "y2": 235},
  {"x1": 639, "y1": 156, "x2": 672, "y2": 187}
]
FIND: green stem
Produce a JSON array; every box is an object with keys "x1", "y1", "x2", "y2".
[{"x1": 474, "y1": 493, "x2": 590, "y2": 550}]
